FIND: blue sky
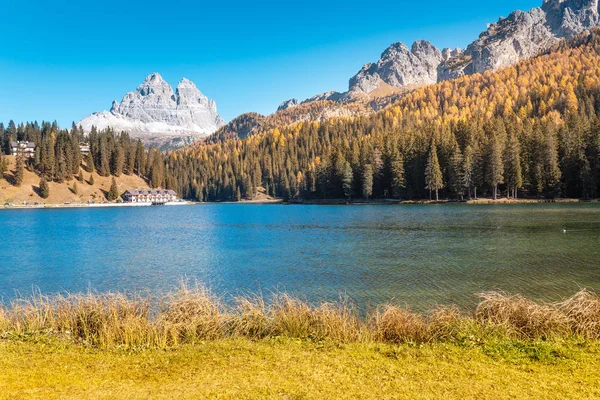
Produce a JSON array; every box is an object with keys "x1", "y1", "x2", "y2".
[{"x1": 0, "y1": 0, "x2": 541, "y2": 126}]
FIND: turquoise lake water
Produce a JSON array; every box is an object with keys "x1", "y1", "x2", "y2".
[{"x1": 1, "y1": 204, "x2": 599, "y2": 310}]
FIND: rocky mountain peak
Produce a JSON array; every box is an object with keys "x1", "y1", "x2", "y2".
[
  {"x1": 438, "y1": 0, "x2": 600, "y2": 81},
  {"x1": 78, "y1": 74, "x2": 225, "y2": 149},
  {"x1": 347, "y1": 40, "x2": 443, "y2": 97},
  {"x1": 278, "y1": 99, "x2": 299, "y2": 111}
]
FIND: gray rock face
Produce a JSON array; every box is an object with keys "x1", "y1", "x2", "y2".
[
  {"x1": 79, "y1": 73, "x2": 225, "y2": 146},
  {"x1": 277, "y1": 99, "x2": 299, "y2": 111},
  {"x1": 439, "y1": 0, "x2": 600, "y2": 80},
  {"x1": 302, "y1": 91, "x2": 344, "y2": 103},
  {"x1": 347, "y1": 40, "x2": 443, "y2": 96}
]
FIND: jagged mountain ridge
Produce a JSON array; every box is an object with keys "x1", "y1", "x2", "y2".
[
  {"x1": 439, "y1": 0, "x2": 600, "y2": 80},
  {"x1": 79, "y1": 73, "x2": 225, "y2": 149},
  {"x1": 276, "y1": 0, "x2": 600, "y2": 111}
]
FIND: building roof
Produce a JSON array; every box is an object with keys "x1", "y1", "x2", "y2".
[
  {"x1": 124, "y1": 189, "x2": 177, "y2": 196},
  {"x1": 10, "y1": 141, "x2": 35, "y2": 149}
]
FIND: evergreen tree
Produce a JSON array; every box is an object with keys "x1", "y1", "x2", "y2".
[
  {"x1": 361, "y1": 164, "x2": 373, "y2": 199},
  {"x1": 504, "y1": 132, "x2": 523, "y2": 198},
  {"x1": 39, "y1": 177, "x2": 49, "y2": 199},
  {"x1": 0, "y1": 153, "x2": 7, "y2": 179},
  {"x1": 487, "y1": 136, "x2": 504, "y2": 200},
  {"x1": 72, "y1": 181, "x2": 78, "y2": 195},
  {"x1": 462, "y1": 145, "x2": 475, "y2": 199},
  {"x1": 14, "y1": 156, "x2": 25, "y2": 187},
  {"x1": 111, "y1": 145, "x2": 125, "y2": 177},
  {"x1": 390, "y1": 149, "x2": 405, "y2": 198},
  {"x1": 425, "y1": 145, "x2": 443, "y2": 201},
  {"x1": 342, "y1": 161, "x2": 353, "y2": 199},
  {"x1": 107, "y1": 177, "x2": 119, "y2": 201},
  {"x1": 89, "y1": 173, "x2": 94, "y2": 186},
  {"x1": 134, "y1": 140, "x2": 146, "y2": 176},
  {"x1": 77, "y1": 170, "x2": 84, "y2": 182},
  {"x1": 542, "y1": 126, "x2": 562, "y2": 197},
  {"x1": 448, "y1": 144, "x2": 464, "y2": 200},
  {"x1": 86, "y1": 152, "x2": 95, "y2": 173}
]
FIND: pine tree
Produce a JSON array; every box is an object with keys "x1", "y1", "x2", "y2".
[
  {"x1": 542, "y1": 126, "x2": 562, "y2": 197},
  {"x1": 425, "y1": 145, "x2": 443, "y2": 201},
  {"x1": 504, "y1": 132, "x2": 523, "y2": 198},
  {"x1": 390, "y1": 149, "x2": 405, "y2": 198},
  {"x1": 362, "y1": 164, "x2": 373, "y2": 199},
  {"x1": 77, "y1": 170, "x2": 84, "y2": 182},
  {"x1": 14, "y1": 156, "x2": 25, "y2": 187},
  {"x1": 342, "y1": 161, "x2": 353, "y2": 199},
  {"x1": 111, "y1": 145, "x2": 125, "y2": 177},
  {"x1": 99, "y1": 137, "x2": 110, "y2": 176},
  {"x1": 487, "y1": 136, "x2": 504, "y2": 200},
  {"x1": 89, "y1": 173, "x2": 94, "y2": 186},
  {"x1": 39, "y1": 178, "x2": 49, "y2": 199},
  {"x1": 107, "y1": 177, "x2": 119, "y2": 201},
  {"x1": 462, "y1": 145, "x2": 474, "y2": 199},
  {"x1": 448, "y1": 144, "x2": 464, "y2": 200},
  {"x1": 0, "y1": 153, "x2": 7, "y2": 179},
  {"x1": 134, "y1": 140, "x2": 146, "y2": 176},
  {"x1": 86, "y1": 152, "x2": 95, "y2": 173},
  {"x1": 72, "y1": 181, "x2": 78, "y2": 195}
]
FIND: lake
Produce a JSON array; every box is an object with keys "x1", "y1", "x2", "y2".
[{"x1": 1, "y1": 204, "x2": 599, "y2": 311}]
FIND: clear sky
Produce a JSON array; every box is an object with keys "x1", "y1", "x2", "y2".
[{"x1": 0, "y1": 0, "x2": 541, "y2": 126}]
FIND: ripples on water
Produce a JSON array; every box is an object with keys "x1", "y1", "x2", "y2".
[{"x1": 0, "y1": 203, "x2": 599, "y2": 311}]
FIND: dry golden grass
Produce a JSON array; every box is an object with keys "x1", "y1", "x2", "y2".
[
  {"x1": 1, "y1": 285, "x2": 599, "y2": 348},
  {"x1": 0, "y1": 155, "x2": 150, "y2": 204}
]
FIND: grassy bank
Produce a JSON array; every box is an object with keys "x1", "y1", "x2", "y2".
[
  {"x1": 2, "y1": 285, "x2": 600, "y2": 347},
  {"x1": 1, "y1": 286, "x2": 600, "y2": 398},
  {"x1": 1, "y1": 337, "x2": 599, "y2": 399}
]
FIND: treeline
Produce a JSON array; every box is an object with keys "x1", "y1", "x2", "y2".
[
  {"x1": 0, "y1": 122, "x2": 172, "y2": 191},
  {"x1": 160, "y1": 29, "x2": 600, "y2": 202}
]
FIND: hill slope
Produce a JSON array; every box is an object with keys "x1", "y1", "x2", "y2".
[{"x1": 1, "y1": 156, "x2": 150, "y2": 205}]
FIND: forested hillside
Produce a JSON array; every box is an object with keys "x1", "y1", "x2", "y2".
[
  {"x1": 166, "y1": 29, "x2": 600, "y2": 202},
  {"x1": 0, "y1": 124, "x2": 167, "y2": 201}
]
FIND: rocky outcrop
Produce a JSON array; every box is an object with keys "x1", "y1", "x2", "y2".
[
  {"x1": 79, "y1": 73, "x2": 225, "y2": 148},
  {"x1": 302, "y1": 91, "x2": 344, "y2": 103},
  {"x1": 438, "y1": 0, "x2": 600, "y2": 80},
  {"x1": 346, "y1": 40, "x2": 443, "y2": 97},
  {"x1": 277, "y1": 99, "x2": 299, "y2": 111}
]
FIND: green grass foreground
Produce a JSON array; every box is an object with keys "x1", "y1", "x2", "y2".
[
  {"x1": 0, "y1": 337, "x2": 599, "y2": 399},
  {"x1": 1, "y1": 286, "x2": 600, "y2": 398}
]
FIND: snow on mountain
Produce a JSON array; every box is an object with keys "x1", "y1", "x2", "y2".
[{"x1": 78, "y1": 73, "x2": 225, "y2": 148}]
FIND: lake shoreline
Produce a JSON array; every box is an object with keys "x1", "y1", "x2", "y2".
[
  {"x1": 287, "y1": 197, "x2": 596, "y2": 205},
  {"x1": 0, "y1": 201, "x2": 194, "y2": 210},
  {"x1": 2, "y1": 197, "x2": 597, "y2": 210}
]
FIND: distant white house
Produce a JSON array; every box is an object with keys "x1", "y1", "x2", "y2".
[
  {"x1": 79, "y1": 143, "x2": 91, "y2": 154},
  {"x1": 10, "y1": 141, "x2": 36, "y2": 158},
  {"x1": 123, "y1": 189, "x2": 178, "y2": 204}
]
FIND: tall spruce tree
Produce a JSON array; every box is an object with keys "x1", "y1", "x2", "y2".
[
  {"x1": 425, "y1": 144, "x2": 443, "y2": 201},
  {"x1": 390, "y1": 149, "x2": 405, "y2": 198},
  {"x1": 107, "y1": 177, "x2": 119, "y2": 201},
  {"x1": 14, "y1": 156, "x2": 25, "y2": 187},
  {"x1": 342, "y1": 161, "x2": 353, "y2": 199},
  {"x1": 504, "y1": 132, "x2": 523, "y2": 198},
  {"x1": 487, "y1": 136, "x2": 504, "y2": 200},
  {"x1": 362, "y1": 164, "x2": 373, "y2": 199},
  {"x1": 39, "y1": 177, "x2": 49, "y2": 199}
]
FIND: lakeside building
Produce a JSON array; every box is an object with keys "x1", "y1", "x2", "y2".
[
  {"x1": 10, "y1": 141, "x2": 36, "y2": 158},
  {"x1": 123, "y1": 189, "x2": 178, "y2": 204},
  {"x1": 79, "y1": 143, "x2": 90, "y2": 154}
]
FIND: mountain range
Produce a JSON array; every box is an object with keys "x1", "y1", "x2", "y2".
[{"x1": 78, "y1": 0, "x2": 600, "y2": 147}]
